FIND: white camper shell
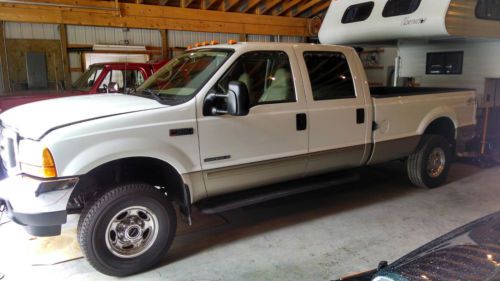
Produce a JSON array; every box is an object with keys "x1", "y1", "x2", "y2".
[{"x1": 319, "y1": 0, "x2": 500, "y2": 45}]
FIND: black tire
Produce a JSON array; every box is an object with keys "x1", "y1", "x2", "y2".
[
  {"x1": 406, "y1": 135, "x2": 452, "y2": 189},
  {"x1": 77, "y1": 183, "x2": 177, "y2": 276}
]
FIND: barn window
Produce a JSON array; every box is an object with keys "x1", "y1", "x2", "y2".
[
  {"x1": 382, "y1": 0, "x2": 422, "y2": 17},
  {"x1": 476, "y1": 0, "x2": 500, "y2": 21},
  {"x1": 426, "y1": 51, "x2": 464, "y2": 75},
  {"x1": 341, "y1": 2, "x2": 375, "y2": 24}
]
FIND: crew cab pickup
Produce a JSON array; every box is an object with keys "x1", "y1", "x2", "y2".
[
  {"x1": 0, "y1": 43, "x2": 476, "y2": 276},
  {"x1": 0, "y1": 61, "x2": 167, "y2": 113}
]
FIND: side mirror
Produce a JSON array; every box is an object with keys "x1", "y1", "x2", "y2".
[
  {"x1": 203, "y1": 81, "x2": 250, "y2": 116},
  {"x1": 227, "y1": 81, "x2": 250, "y2": 116},
  {"x1": 106, "y1": 82, "x2": 119, "y2": 93}
]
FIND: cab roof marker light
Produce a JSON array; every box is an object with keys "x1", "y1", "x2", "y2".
[{"x1": 228, "y1": 40, "x2": 237, "y2": 45}]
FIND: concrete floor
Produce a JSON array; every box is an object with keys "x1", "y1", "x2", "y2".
[{"x1": 0, "y1": 162, "x2": 499, "y2": 281}]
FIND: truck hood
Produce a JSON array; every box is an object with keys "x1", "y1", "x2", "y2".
[{"x1": 0, "y1": 94, "x2": 164, "y2": 140}]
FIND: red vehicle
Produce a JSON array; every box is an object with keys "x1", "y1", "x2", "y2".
[{"x1": 0, "y1": 60, "x2": 167, "y2": 113}]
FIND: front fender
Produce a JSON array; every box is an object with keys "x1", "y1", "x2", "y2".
[{"x1": 58, "y1": 137, "x2": 196, "y2": 176}]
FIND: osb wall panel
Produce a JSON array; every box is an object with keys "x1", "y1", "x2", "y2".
[
  {"x1": 446, "y1": 0, "x2": 500, "y2": 39},
  {"x1": 5, "y1": 39, "x2": 64, "y2": 90}
]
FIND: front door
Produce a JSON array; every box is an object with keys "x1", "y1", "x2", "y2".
[
  {"x1": 294, "y1": 45, "x2": 371, "y2": 176},
  {"x1": 197, "y1": 48, "x2": 309, "y2": 197}
]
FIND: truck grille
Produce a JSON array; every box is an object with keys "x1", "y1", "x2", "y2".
[{"x1": 0, "y1": 125, "x2": 19, "y2": 174}]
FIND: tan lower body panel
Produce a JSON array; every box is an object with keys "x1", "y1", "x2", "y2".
[
  {"x1": 200, "y1": 145, "x2": 366, "y2": 199},
  {"x1": 368, "y1": 135, "x2": 421, "y2": 165},
  {"x1": 187, "y1": 130, "x2": 472, "y2": 203},
  {"x1": 203, "y1": 155, "x2": 307, "y2": 197}
]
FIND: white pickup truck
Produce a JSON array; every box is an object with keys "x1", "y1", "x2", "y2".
[{"x1": 0, "y1": 43, "x2": 475, "y2": 276}]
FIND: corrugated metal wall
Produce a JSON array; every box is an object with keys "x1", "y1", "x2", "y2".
[
  {"x1": 66, "y1": 25, "x2": 162, "y2": 47},
  {"x1": 168, "y1": 30, "x2": 240, "y2": 47},
  {"x1": 4, "y1": 22, "x2": 305, "y2": 47},
  {"x1": 4, "y1": 22, "x2": 60, "y2": 40},
  {"x1": 4, "y1": 22, "x2": 305, "y2": 83}
]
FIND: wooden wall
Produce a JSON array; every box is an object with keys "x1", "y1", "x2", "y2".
[{"x1": 5, "y1": 39, "x2": 64, "y2": 91}]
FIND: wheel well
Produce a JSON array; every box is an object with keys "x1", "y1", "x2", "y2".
[
  {"x1": 67, "y1": 157, "x2": 188, "y2": 214},
  {"x1": 424, "y1": 117, "x2": 456, "y2": 145}
]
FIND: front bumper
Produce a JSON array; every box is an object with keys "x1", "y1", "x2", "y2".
[{"x1": 0, "y1": 175, "x2": 78, "y2": 236}]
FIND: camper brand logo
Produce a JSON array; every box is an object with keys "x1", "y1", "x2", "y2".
[{"x1": 402, "y1": 17, "x2": 427, "y2": 26}]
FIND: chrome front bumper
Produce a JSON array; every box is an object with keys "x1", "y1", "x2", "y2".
[{"x1": 0, "y1": 175, "x2": 78, "y2": 236}]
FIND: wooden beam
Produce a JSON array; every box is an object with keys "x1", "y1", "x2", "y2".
[
  {"x1": 0, "y1": 0, "x2": 309, "y2": 36},
  {"x1": 160, "y1": 29, "x2": 169, "y2": 59},
  {"x1": 58, "y1": 24, "x2": 72, "y2": 89},
  {"x1": 0, "y1": 21, "x2": 10, "y2": 94},
  {"x1": 239, "y1": 33, "x2": 247, "y2": 42}
]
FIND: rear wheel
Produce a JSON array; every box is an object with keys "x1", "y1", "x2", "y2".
[
  {"x1": 77, "y1": 183, "x2": 176, "y2": 276},
  {"x1": 406, "y1": 135, "x2": 452, "y2": 189}
]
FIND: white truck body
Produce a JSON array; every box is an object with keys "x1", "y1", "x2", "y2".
[{"x1": 0, "y1": 42, "x2": 476, "y2": 275}]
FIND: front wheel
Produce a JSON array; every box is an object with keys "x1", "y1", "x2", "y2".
[
  {"x1": 77, "y1": 183, "x2": 177, "y2": 276},
  {"x1": 406, "y1": 135, "x2": 452, "y2": 189}
]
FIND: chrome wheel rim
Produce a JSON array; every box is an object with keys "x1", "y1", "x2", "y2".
[
  {"x1": 427, "y1": 147, "x2": 446, "y2": 178},
  {"x1": 105, "y1": 206, "x2": 159, "y2": 259}
]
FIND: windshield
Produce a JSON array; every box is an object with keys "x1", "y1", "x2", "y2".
[
  {"x1": 137, "y1": 49, "x2": 233, "y2": 104},
  {"x1": 72, "y1": 65, "x2": 104, "y2": 92}
]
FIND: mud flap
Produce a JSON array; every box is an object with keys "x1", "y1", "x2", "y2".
[{"x1": 177, "y1": 185, "x2": 192, "y2": 226}]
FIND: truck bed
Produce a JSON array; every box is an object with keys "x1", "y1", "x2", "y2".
[{"x1": 370, "y1": 87, "x2": 473, "y2": 98}]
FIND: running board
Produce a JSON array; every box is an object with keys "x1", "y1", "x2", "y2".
[{"x1": 196, "y1": 171, "x2": 360, "y2": 215}]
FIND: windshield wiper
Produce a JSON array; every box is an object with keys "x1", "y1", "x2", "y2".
[{"x1": 140, "y1": 89, "x2": 163, "y2": 102}]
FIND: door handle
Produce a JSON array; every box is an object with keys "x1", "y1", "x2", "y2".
[
  {"x1": 296, "y1": 113, "x2": 307, "y2": 131},
  {"x1": 356, "y1": 108, "x2": 365, "y2": 124}
]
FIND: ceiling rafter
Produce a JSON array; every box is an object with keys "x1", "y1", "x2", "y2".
[
  {"x1": 272, "y1": 0, "x2": 305, "y2": 16},
  {"x1": 221, "y1": 0, "x2": 240, "y2": 11},
  {"x1": 239, "y1": 0, "x2": 265, "y2": 13},
  {"x1": 256, "y1": 0, "x2": 282, "y2": 15},
  {"x1": 288, "y1": 0, "x2": 324, "y2": 17},
  {"x1": 309, "y1": 1, "x2": 330, "y2": 17}
]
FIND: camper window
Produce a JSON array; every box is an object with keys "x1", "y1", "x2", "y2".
[
  {"x1": 426, "y1": 51, "x2": 464, "y2": 75},
  {"x1": 341, "y1": 2, "x2": 375, "y2": 24},
  {"x1": 476, "y1": 0, "x2": 500, "y2": 21},
  {"x1": 382, "y1": 0, "x2": 422, "y2": 17}
]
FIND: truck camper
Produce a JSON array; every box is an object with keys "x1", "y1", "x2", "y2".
[{"x1": 319, "y1": 0, "x2": 500, "y2": 160}]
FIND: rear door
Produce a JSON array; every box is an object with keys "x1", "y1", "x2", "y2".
[{"x1": 294, "y1": 45, "x2": 372, "y2": 176}]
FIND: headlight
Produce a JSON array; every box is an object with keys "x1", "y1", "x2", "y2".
[{"x1": 18, "y1": 140, "x2": 57, "y2": 178}]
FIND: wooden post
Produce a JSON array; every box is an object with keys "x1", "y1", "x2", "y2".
[
  {"x1": 160, "y1": 29, "x2": 170, "y2": 60},
  {"x1": 0, "y1": 21, "x2": 11, "y2": 94},
  {"x1": 59, "y1": 24, "x2": 72, "y2": 90},
  {"x1": 239, "y1": 33, "x2": 247, "y2": 42}
]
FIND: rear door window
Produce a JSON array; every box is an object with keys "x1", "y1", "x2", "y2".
[
  {"x1": 303, "y1": 52, "x2": 356, "y2": 100},
  {"x1": 382, "y1": 0, "x2": 422, "y2": 17}
]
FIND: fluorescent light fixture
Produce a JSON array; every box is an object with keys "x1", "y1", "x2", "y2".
[{"x1": 92, "y1": 44, "x2": 147, "y2": 52}]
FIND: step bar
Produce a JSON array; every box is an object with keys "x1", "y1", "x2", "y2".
[{"x1": 196, "y1": 171, "x2": 360, "y2": 214}]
